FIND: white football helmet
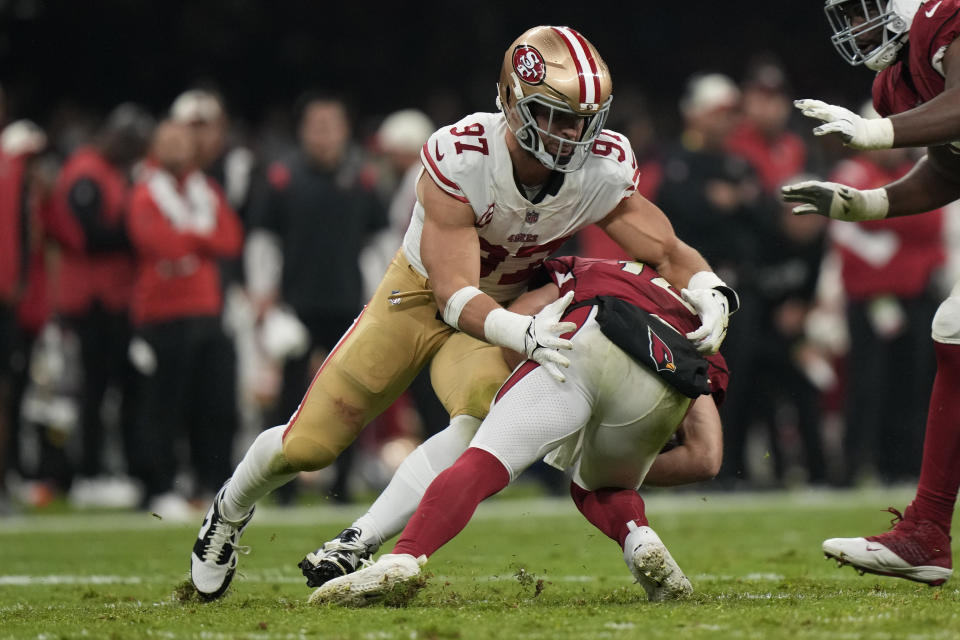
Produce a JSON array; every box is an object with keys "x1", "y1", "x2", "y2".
[{"x1": 825, "y1": 0, "x2": 923, "y2": 70}]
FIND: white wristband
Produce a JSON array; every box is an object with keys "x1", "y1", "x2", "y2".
[
  {"x1": 687, "y1": 271, "x2": 740, "y2": 313},
  {"x1": 442, "y1": 286, "x2": 483, "y2": 330},
  {"x1": 687, "y1": 271, "x2": 726, "y2": 291},
  {"x1": 483, "y1": 307, "x2": 530, "y2": 354},
  {"x1": 858, "y1": 187, "x2": 890, "y2": 220},
  {"x1": 863, "y1": 117, "x2": 895, "y2": 150}
]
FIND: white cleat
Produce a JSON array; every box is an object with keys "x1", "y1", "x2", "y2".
[
  {"x1": 190, "y1": 483, "x2": 254, "y2": 601},
  {"x1": 307, "y1": 553, "x2": 427, "y2": 607},
  {"x1": 623, "y1": 522, "x2": 693, "y2": 602},
  {"x1": 822, "y1": 534, "x2": 952, "y2": 586}
]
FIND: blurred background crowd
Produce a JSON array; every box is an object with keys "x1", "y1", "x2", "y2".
[{"x1": 1, "y1": 1, "x2": 957, "y2": 518}]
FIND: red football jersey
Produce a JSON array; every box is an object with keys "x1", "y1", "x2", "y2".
[
  {"x1": 543, "y1": 256, "x2": 729, "y2": 399},
  {"x1": 873, "y1": 0, "x2": 960, "y2": 116},
  {"x1": 830, "y1": 156, "x2": 945, "y2": 298}
]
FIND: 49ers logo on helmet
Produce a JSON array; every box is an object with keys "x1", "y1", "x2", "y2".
[
  {"x1": 513, "y1": 45, "x2": 546, "y2": 85},
  {"x1": 647, "y1": 326, "x2": 677, "y2": 373}
]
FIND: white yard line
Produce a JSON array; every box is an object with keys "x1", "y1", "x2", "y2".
[{"x1": 0, "y1": 487, "x2": 917, "y2": 535}]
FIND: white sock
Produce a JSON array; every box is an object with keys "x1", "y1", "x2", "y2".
[
  {"x1": 221, "y1": 425, "x2": 298, "y2": 521},
  {"x1": 353, "y1": 414, "x2": 481, "y2": 550}
]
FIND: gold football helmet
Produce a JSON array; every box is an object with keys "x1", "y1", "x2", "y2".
[{"x1": 497, "y1": 26, "x2": 613, "y2": 172}]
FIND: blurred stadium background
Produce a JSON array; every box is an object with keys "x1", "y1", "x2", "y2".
[
  {"x1": 2, "y1": 0, "x2": 872, "y2": 137},
  {"x1": 0, "y1": 0, "x2": 954, "y2": 521}
]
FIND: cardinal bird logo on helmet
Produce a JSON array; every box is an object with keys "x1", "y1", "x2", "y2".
[
  {"x1": 513, "y1": 45, "x2": 546, "y2": 84},
  {"x1": 647, "y1": 326, "x2": 677, "y2": 373}
]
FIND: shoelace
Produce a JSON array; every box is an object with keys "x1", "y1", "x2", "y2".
[
  {"x1": 317, "y1": 536, "x2": 373, "y2": 570},
  {"x1": 321, "y1": 535, "x2": 367, "y2": 554},
  {"x1": 202, "y1": 521, "x2": 252, "y2": 563},
  {"x1": 883, "y1": 507, "x2": 907, "y2": 530}
]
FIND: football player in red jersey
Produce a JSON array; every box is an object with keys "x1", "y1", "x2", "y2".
[
  {"x1": 782, "y1": 0, "x2": 960, "y2": 586},
  {"x1": 308, "y1": 257, "x2": 728, "y2": 605},
  {"x1": 190, "y1": 26, "x2": 740, "y2": 602}
]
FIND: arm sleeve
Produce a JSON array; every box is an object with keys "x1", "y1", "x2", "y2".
[{"x1": 68, "y1": 177, "x2": 130, "y2": 252}]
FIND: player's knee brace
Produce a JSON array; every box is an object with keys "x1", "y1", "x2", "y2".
[
  {"x1": 931, "y1": 295, "x2": 960, "y2": 345},
  {"x1": 281, "y1": 433, "x2": 339, "y2": 472}
]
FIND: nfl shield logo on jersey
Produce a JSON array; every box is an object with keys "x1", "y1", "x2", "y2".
[
  {"x1": 647, "y1": 326, "x2": 677, "y2": 373},
  {"x1": 525, "y1": 209, "x2": 539, "y2": 224}
]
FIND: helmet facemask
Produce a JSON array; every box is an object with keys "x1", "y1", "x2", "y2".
[
  {"x1": 497, "y1": 26, "x2": 614, "y2": 172},
  {"x1": 825, "y1": 0, "x2": 914, "y2": 71},
  {"x1": 507, "y1": 88, "x2": 611, "y2": 173}
]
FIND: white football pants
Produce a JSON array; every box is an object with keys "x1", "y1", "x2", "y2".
[{"x1": 471, "y1": 307, "x2": 692, "y2": 490}]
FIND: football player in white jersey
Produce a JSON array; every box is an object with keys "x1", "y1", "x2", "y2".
[{"x1": 190, "y1": 25, "x2": 739, "y2": 601}]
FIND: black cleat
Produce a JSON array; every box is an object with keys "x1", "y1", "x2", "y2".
[{"x1": 299, "y1": 527, "x2": 373, "y2": 588}]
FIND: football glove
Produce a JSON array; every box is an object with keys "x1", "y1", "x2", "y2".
[
  {"x1": 485, "y1": 292, "x2": 577, "y2": 382},
  {"x1": 681, "y1": 287, "x2": 730, "y2": 355},
  {"x1": 524, "y1": 292, "x2": 577, "y2": 381},
  {"x1": 794, "y1": 99, "x2": 894, "y2": 150},
  {"x1": 781, "y1": 180, "x2": 889, "y2": 221}
]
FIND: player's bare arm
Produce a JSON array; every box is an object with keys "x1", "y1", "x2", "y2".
[
  {"x1": 784, "y1": 136, "x2": 960, "y2": 221},
  {"x1": 644, "y1": 395, "x2": 723, "y2": 487},
  {"x1": 791, "y1": 38, "x2": 960, "y2": 150},
  {"x1": 885, "y1": 39, "x2": 960, "y2": 146},
  {"x1": 599, "y1": 192, "x2": 736, "y2": 354},
  {"x1": 884, "y1": 145, "x2": 960, "y2": 215},
  {"x1": 417, "y1": 170, "x2": 498, "y2": 333},
  {"x1": 597, "y1": 192, "x2": 708, "y2": 290},
  {"x1": 418, "y1": 172, "x2": 576, "y2": 381},
  {"x1": 795, "y1": 41, "x2": 960, "y2": 150}
]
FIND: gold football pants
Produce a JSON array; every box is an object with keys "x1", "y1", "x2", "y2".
[{"x1": 281, "y1": 251, "x2": 511, "y2": 471}]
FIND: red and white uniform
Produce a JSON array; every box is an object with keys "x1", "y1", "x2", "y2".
[
  {"x1": 470, "y1": 257, "x2": 728, "y2": 491},
  {"x1": 873, "y1": 0, "x2": 960, "y2": 117},
  {"x1": 829, "y1": 156, "x2": 945, "y2": 300},
  {"x1": 404, "y1": 112, "x2": 640, "y2": 302},
  {"x1": 871, "y1": 0, "x2": 960, "y2": 341}
]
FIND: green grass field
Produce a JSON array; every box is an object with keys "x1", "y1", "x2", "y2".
[{"x1": 1, "y1": 487, "x2": 958, "y2": 640}]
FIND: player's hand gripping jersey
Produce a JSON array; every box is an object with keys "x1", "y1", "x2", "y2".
[
  {"x1": 541, "y1": 256, "x2": 729, "y2": 402},
  {"x1": 404, "y1": 112, "x2": 641, "y2": 303}
]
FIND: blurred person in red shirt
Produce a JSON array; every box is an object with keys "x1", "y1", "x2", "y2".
[
  {"x1": 828, "y1": 103, "x2": 944, "y2": 486},
  {"x1": 0, "y1": 120, "x2": 47, "y2": 509},
  {"x1": 727, "y1": 58, "x2": 807, "y2": 195},
  {"x1": 126, "y1": 120, "x2": 243, "y2": 518},
  {"x1": 170, "y1": 89, "x2": 256, "y2": 280},
  {"x1": 44, "y1": 104, "x2": 153, "y2": 489}
]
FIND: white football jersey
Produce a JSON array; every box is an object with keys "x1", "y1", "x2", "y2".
[{"x1": 402, "y1": 111, "x2": 640, "y2": 302}]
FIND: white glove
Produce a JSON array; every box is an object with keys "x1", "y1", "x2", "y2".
[
  {"x1": 781, "y1": 180, "x2": 889, "y2": 221},
  {"x1": 484, "y1": 291, "x2": 577, "y2": 382},
  {"x1": 794, "y1": 99, "x2": 894, "y2": 150},
  {"x1": 681, "y1": 288, "x2": 730, "y2": 354}
]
